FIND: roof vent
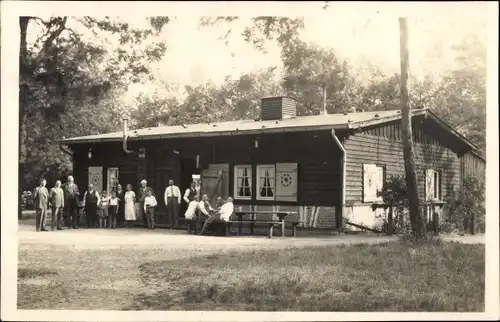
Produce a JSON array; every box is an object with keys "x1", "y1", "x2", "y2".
[
  {"x1": 374, "y1": 114, "x2": 380, "y2": 118},
  {"x1": 212, "y1": 124, "x2": 217, "y2": 127},
  {"x1": 260, "y1": 96, "x2": 297, "y2": 121}
]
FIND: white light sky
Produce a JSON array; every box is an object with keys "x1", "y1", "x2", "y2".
[{"x1": 24, "y1": 2, "x2": 490, "y2": 104}]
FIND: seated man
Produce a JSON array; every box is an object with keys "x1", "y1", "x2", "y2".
[
  {"x1": 198, "y1": 197, "x2": 234, "y2": 236},
  {"x1": 198, "y1": 194, "x2": 215, "y2": 219},
  {"x1": 184, "y1": 195, "x2": 200, "y2": 220}
]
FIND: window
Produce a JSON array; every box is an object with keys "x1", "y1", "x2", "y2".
[
  {"x1": 363, "y1": 164, "x2": 385, "y2": 203},
  {"x1": 232, "y1": 163, "x2": 298, "y2": 202},
  {"x1": 256, "y1": 165, "x2": 275, "y2": 200},
  {"x1": 234, "y1": 165, "x2": 252, "y2": 199},
  {"x1": 425, "y1": 169, "x2": 442, "y2": 201},
  {"x1": 107, "y1": 167, "x2": 119, "y2": 194}
]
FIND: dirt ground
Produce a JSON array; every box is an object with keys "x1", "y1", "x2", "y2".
[{"x1": 16, "y1": 219, "x2": 485, "y2": 310}]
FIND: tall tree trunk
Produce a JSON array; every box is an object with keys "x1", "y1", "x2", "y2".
[
  {"x1": 19, "y1": 17, "x2": 30, "y2": 220},
  {"x1": 399, "y1": 17, "x2": 425, "y2": 237}
]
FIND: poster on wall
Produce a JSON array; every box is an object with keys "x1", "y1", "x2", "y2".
[
  {"x1": 88, "y1": 166, "x2": 103, "y2": 194},
  {"x1": 275, "y1": 163, "x2": 298, "y2": 202},
  {"x1": 363, "y1": 164, "x2": 378, "y2": 202}
]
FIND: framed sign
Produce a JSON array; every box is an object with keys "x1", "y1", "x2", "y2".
[{"x1": 88, "y1": 166, "x2": 103, "y2": 193}]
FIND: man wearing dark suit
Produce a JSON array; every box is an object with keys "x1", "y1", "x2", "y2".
[
  {"x1": 138, "y1": 179, "x2": 153, "y2": 228},
  {"x1": 33, "y1": 178, "x2": 49, "y2": 232},
  {"x1": 83, "y1": 183, "x2": 100, "y2": 228},
  {"x1": 63, "y1": 175, "x2": 80, "y2": 228}
]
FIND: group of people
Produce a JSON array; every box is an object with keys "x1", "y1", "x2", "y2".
[{"x1": 32, "y1": 175, "x2": 234, "y2": 235}]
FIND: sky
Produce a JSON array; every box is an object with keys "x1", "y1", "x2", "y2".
[{"x1": 24, "y1": 2, "x2": 490, "y2": 105}]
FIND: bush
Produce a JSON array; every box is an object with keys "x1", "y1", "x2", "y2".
[
  {"x1": 380, "y1": 175, "x2": 412, "y2": 235},
  {"x1": 445, "y1": 176, "x2": 485, "y2": 234}
]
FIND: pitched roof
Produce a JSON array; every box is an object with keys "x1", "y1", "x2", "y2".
[{"x1": 59, "y1": 108, "x2": 477, "y2": 150}]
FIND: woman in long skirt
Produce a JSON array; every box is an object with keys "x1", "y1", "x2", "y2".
[{"x1": 124, "y1": 184, "x2": 136, "y2": 228}]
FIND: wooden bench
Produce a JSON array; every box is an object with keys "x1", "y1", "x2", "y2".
[
  {"x1": 224, "y1": 220, "x2": 302, "y2": 238},
  {"x1": 183, "y1": 217, "x2": 302, "y2": 238}
]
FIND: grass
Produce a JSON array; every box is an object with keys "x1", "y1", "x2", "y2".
[{"x1": 17, "y1": 240, "x2": 484, "y2": 311}]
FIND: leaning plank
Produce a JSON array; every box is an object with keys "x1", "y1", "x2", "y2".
[{"x1": 345, "y1": 221, "x2": 381, "y2": 233}]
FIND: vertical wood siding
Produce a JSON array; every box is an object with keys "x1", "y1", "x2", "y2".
[
  {"x1": 344, "y1": 119, "x2": 462, "y2": 204},
  {"x1": 460, "y1": 152, "x2": 486, "y2": 183}
]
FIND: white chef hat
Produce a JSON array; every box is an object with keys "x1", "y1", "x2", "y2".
[{"x1": 140, "y1": 179, "x2": 147, "y2": 185}]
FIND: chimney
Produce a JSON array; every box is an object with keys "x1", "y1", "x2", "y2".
[{"x1": 260, "y1": 96, "x2": 297, "y2": 121}]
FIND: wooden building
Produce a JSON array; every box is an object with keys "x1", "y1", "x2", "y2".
[{"x1": 60, "y1": 97, "x2": 481, "y2": 230}]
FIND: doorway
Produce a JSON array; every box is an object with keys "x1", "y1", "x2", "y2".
[
  {"x1": 180, "y1": 157, "x2": 199, "y2": 190},
  {"x1": 180, "y1": 157, "x2": 199, "y2": 215}
]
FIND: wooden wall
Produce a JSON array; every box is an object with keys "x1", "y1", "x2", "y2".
[
  {"x1": 460, "y1": 152, "x2": 486, "y2": 183},
  {"x1": 68, "y1": 130, "x2": 343, "y2": 228},
  {"x1": 343, "y1": 117, "x2": 462, "y2": 205}
]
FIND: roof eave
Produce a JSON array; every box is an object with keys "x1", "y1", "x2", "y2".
[
  {"x1": 425, "y1": 110, "x2": 478, "y2": 151},
  {"x1": 59, "y1": 124, "x2": 350, "y2": 145}
]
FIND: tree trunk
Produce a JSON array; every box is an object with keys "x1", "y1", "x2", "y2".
[
  {"x1": 399, "y1": 18, "x2": 425, "y2": 238},
  {"x1": 19, "y1": 17, "x2": 30, "y2": 220}
]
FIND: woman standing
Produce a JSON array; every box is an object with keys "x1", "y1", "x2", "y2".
[
  {"x1": 116, "y1": 184, "x2": 125, "y2": 227},
  {"x1": 124, "y1": 184, "x2": 136, "y2": 228}
]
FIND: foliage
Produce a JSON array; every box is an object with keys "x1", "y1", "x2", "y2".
[
  {"x1": 411, "y1": 34, "x2": 487, "y2": 152},
  {"x1": 381, "y1": 175, "x2": 412, "y2": 235},
  {"x1": 444, "y1": 176, "x2": 485, "y2": 234},
  {"x1": 130, "y1": 68, "x2": 282, "y2": 128},
  {"x1": 19, "y1": 16, "x2": 170, "y2": 189}
]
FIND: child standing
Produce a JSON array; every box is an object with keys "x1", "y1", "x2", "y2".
[
  {"x1": 99, "y1": 190, "x2": 110, "y2": 228},
  {"x1": 144, "y1": 189, "x2": 158, "y2": 230},
  {"x1": 108, "y1": 190, "x2": 119, "y2": 228}
]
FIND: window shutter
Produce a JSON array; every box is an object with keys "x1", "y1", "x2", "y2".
[
  {"x1": 363, "y1": 164, "x2": 378, "y2": 202},
  {"x1": 88, "y1": 166, "x2": 103, "y2": 193},
  {"x1": 275, "y1": 163, "x2": 298, "y2": 202},
  {"x1": 425, "y1": 169, "x2": 434, "y2": 200},
  {"x1": 375, "y1": 166, "x2": 385, "y2": 202}
]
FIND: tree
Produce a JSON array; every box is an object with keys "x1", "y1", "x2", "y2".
[
  {"x1": 19, "y1": 16, "x2": 170, "y2": 189},
  {"x1": 409, "y1": 33, "x2": 487, "y2": 152},
  {"x1": 130, "y1": 68, "x2": 282, "y2": 127},
  {"x1": 399, "y1": 18, "x2": 425, "y2": 238}
]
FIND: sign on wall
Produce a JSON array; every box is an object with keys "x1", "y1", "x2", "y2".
[
  {"x1": 363, "y1": 164, "x2": 380, "y2": 202},
  {"x1": 275, "y1": 163, "x2": 298, "y2": 202},
  {"x1": 88, "y1": 166, "x2": 103, "y2": 194},
  {"x1": 425, "y1": 169, "x2": 435, "y2": 201}
]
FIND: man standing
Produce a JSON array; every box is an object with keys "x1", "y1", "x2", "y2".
[
  {"x1": 138, "y1": 179, "x2": 152, "y2": 228},
  {"x1": 50, "y1": 180, "x2": 65, "y2": 230},
  {"x1": 33, "y1": 178, "x2": 49, "y2": 232},
  {"x1": 198, "y1": 197, "x2": 234, "y2": 236},
  {"x1": 183, "y1": 181, "x2": 198, "y2": 213},
  {"x1": 63, "y1": 175, "x2": 80, "y2": 228},
  {"x1": 83, "y1": 183, "x2": 100, "y2": 228},
  {"x1": 164, "y1": 179, "x2": 181, "y2": 229}
]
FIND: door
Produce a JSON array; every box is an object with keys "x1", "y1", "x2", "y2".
[{"x1": 180, "y1": 158, "x2": 199, "y2": 193}]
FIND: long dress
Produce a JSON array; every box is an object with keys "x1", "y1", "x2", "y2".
[{"x1": 124, "y1": 191, "x2": 136, "y2": 221}]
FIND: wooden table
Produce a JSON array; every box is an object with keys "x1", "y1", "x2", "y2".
[{"x1": 232, "y1": 210, "x2": 297, "y2": 236}]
